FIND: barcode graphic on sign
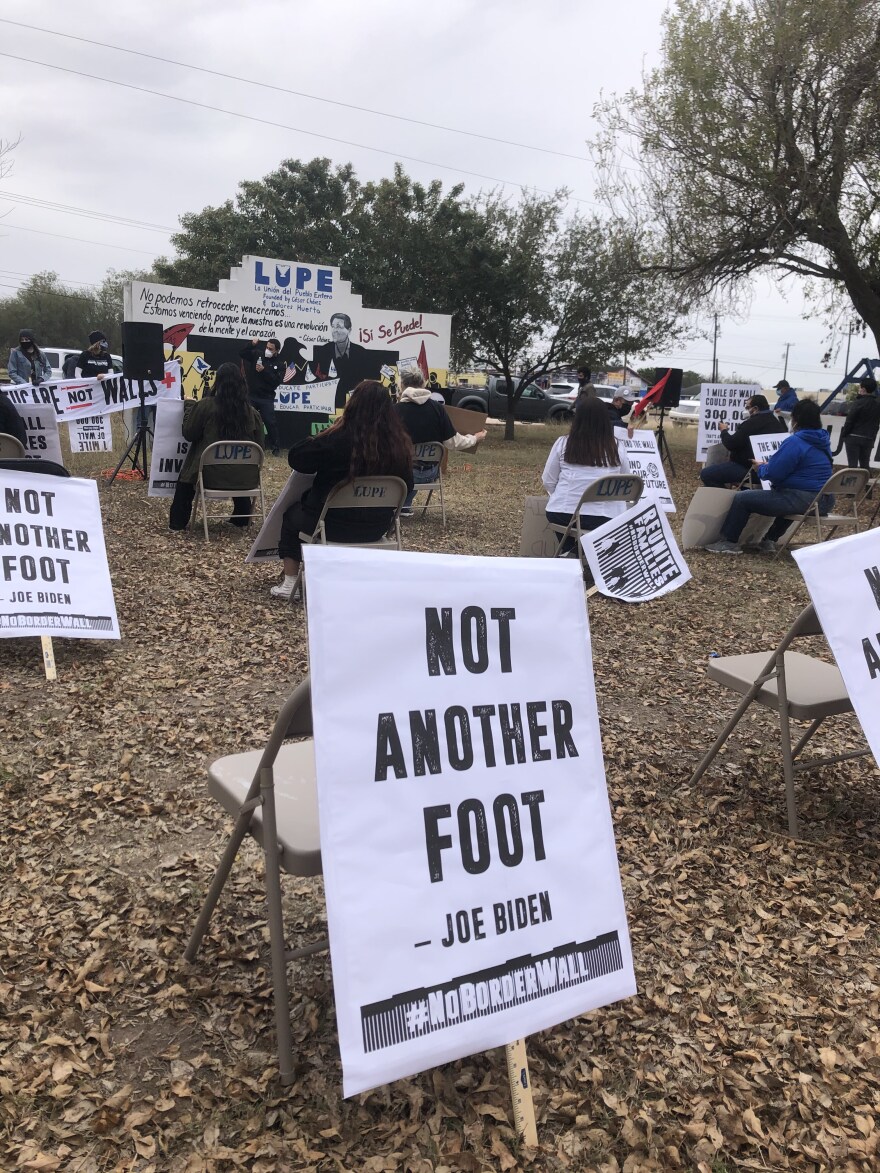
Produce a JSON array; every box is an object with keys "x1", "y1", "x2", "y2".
[
  {"x1": 360, "y1": 931, "x2": 623, "y2": 1054},
  {"x1": 594, "y1": 503, "x2": 681, "y2": 599},
  {"x1": 0, "y1": 613, "x2": 113, "y2": 631}
]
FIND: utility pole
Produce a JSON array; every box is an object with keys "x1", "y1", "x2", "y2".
[
  {"x1": 711, "y1": 313, "x2": 719, "y2": 381},
  {"x1": 622, "y1": 312, "x2": 629, "y2": 384},
  {"x1": 782, "y1": 342, "x2": 792, "y2": 380}
]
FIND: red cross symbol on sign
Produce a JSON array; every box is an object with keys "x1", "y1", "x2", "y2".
[{"x1": 161, "y1": 371, "x2": 175, "y2": 389}]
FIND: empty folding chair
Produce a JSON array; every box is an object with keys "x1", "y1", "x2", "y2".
[
  {"x1": 411, "y1": 441, "x2": 446, "y2": 526},
  {"x1": 548, "y1": 474, "x2": 644, "y2": 578},
  {"x1": 0, "y1": 433, "x2": 26, "y2": 459},
  {"x1": 185, "y1": 676, "x2": 323, "y2": 1085},
  {"x1": 191, "y1": 440, "x2": 266, "y2": 542},
  {"x1": 774, "y1": 467, "x2": 870, "y2": 556},
  {"x1": 689, "y1": 604, "x2": 871, "y2": 837}
]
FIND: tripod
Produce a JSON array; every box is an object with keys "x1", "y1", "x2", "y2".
[
  {"x1": 655, "y1": 405, "x2": 676, "y2": 478},
  {"x1": 106, "y1": 382, "x2": 154, "y2": 485}
]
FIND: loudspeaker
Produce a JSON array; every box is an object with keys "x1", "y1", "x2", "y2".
[
  {"x1": 654, "y1": 367, "x2": 683, "y2": 409},
  {"x1": 122, "y1": 321, "x2": 164, "y2": 380}
]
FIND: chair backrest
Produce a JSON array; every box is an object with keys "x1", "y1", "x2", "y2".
[
  {"x1": 0, "y1": 458, "x2": 69, "y2": 477},
  {"x1": 199, "y1": 440, "x2": 264, "y2": 490},
  {"x1": 412, "y1": 441, "x2": 444, "y2": 468},
  {"x1": 821, "y1": 467, "x2": 870, "y2": 498},
  {"x1": 577, "y1": 474, "x2": 644, "y2": 509},
  {"x1": 0, "y1": 433, "x2": 26, "y2": 459},
  {"x1": 321, "y1": 475, "x2": 409, "y2": 513}
]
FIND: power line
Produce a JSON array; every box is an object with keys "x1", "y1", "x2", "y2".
[
  {"x1": 2, "y1": 18, "x2": 592, "y2": 165},
  {"x1": 0, "y1": 280, "x2": 95, "y2": 302},
  {"x1": 0, "y1": 220, "x2": 159, "y2": 255},
  {"x1": 0, "y1": 189, "x2": 173, "y2": 233},
  {"x1": 0, "y1": 266, "x2": 98, "y2": 288},
  {"x1": 0, "y1": 51, "x2": 601, "y2": 208}
]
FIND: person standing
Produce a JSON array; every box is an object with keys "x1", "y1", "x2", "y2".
[
  {"x1": 239, "y1": 336, "x2": 284, "y2": 455},
  {"x1": 840, "y1": 376, "x2": 880, "y2": 469},
  {"x1": 699, "y1": 394, "x2": 788, "y2": 487},
  {"x1": 7, "y1": 329, "x2": 51, "y2": 385},
  {"x1": 773, "y1": 379, "x2": 799, "y2": 414},
  {"x1": 74, "y1": 331, "x2": 114, "y2": 379}
]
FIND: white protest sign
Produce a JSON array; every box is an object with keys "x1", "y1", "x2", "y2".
[
  {"x1": 5, "y1": 362, "x2": 182, "y2": 423},
  {"x1": 245, "y1": 470, "x2": 315, "y2": 562},
  {"x1": 304, "y1": 545, "x2": 636, "y2": 1097},
  {"x1": 819, "y1": 411, "x2": 880, "y2": 468},
  {"x1": 620, "y1": 431, "x2": 675, "y2": 512},
  {"x1": 792, "y1": 530, "x2": 880, "y2": 764},
  {"x1": 275, "y1": 378, "x2": 338, "y2": 414},
  {"x1": 68, "y1": 414, "x2": 112, "y2": 454},
  {"x1": 148, "y1": 400, "x2": 190, "y2": 497},
  {"x1": 696, "y1": 383, "x2": 761, "y2": 461},
  {"x1": 0, "y1": 470, "x2": 120, "y2": 640},
  {"x1": 751, "y1": 434, "x2": 787, "y2": 490},
  {"x1": 581, "y1": 499, "x2": 691, "y2": 602},
  {"x1": 11, "y1": 402, "x2": 63, "y2": 466}
]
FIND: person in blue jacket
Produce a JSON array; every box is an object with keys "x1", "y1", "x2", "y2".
[
  {"x1": 773, "y1": 379, "x2": 799, "y2": 414},
  {"x1": 706, "y1": 399, "x2": 833, "y2": 554}
]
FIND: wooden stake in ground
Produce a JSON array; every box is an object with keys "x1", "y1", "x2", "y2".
[
  {"x1": 40, "y1": 635, "x2": 57, "y2": 681},
  {"x1": 505, "y1": 1038, "x2": 537, "y2": 1145}
]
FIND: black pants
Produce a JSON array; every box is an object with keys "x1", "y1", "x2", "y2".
[
  {"x1": 169, "y1": 481, "x2": 253, "y2": 530},
  {"x1": 250, "y1": 395, "x2": 279, "y2": 451},
  {"x1": 278, "y1": 502, "x2": 394, "y2": 561},
  {"x1": 845, "y1": 435, "x2": 874, "y2": 470},
  {"x1": 546, "y1": 509, "x2": 607, "y2": 554}
]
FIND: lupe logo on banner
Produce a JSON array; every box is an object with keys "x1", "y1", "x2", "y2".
[
  {"x1": 303, "y1": 545, "x2": 636, "y2": 1097},
  {"x1": 254, "y1": 261, "x2": 333, "y2": 292}
]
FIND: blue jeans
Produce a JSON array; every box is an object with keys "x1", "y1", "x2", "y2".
[
  {"x1": 700, "y1": 460, "x2": 749, "y2": 488},
  {"x1": 405, "y1": 463, "x2": 439, "y2": 507},
  {"x1": 721, "y1": 488, "x2": 831, "y2": 544}
]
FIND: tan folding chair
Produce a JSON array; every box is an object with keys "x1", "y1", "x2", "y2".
[
  {"x1": 185, "y1": 676, "x2": 323, "y2": 1086},
  {"x1": 411, "y1": 441, "x2": 446, "y2": 526},
  {"x1": 689, "y1": 604, "x2": 871, "y2": 837},
  {"x1": 191, "y1": 440, "x2": 266, "y2": 542},
  {"x1": 0, "y1": 433, "x2": 26, "y2": 458},
  {"x1": 289, "y1": 475, "x2": 408, "y2": 603},
  {"x1": 773, "y1": 467, "x2": 870, "y2": 556},
  {"x1": 548, "y1": 474, "x2": 644, "y2": 577}
]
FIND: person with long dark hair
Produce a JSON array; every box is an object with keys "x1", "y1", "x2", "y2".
[
  {"x1": 169, "y1": 362, "x2": 265, "y2": 531},
  {"x1": 272, "y1": 380, "x2": 414, "y2": 598},
  {"x1": 542, "y1": 395, "x2": 631, "y2": 544},
  {"x1": 8, "y1": 329, "x2": 51, "y2": 385}
]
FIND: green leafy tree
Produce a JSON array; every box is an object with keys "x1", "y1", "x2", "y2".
[{"x1": 596, "y1": 0, "x2": 880, "y2": 350}]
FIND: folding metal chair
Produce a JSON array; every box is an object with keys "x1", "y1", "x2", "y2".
[
  {"x1": 689, "y1": 604, "x2": 871, "y2": 837},
  {"x1": 411, "y1": 441, "x2": 446, "y2": 526},
  {"x1": 0, "y1": 433, "x2": 26, "y2": 459},
  {"x1": 773, "y1": 467, "x2": 870, "y2": 557},
  {"x1": 548, "y1": 475, "x2": 644, "y2": 578},
  {"x1": 184, "y1": 676, "x2": 324, "y2": 1085},
  {"x1": 289, "y1": 475, "x2": 408, "y2": 603},
  {"x1": 191, "y1": 440, "x2": 266, "y2": 542}
]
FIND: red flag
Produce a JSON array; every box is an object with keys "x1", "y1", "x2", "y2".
[
  {"x1": 163, "y1": 323, "x2": 193, "y2": 349},
  {"x1": 417, "y1": 341, "x2": 429, "y2": 381},
  {"x1": 630, "y1": 369, "x2": 671, "y2": 419}
]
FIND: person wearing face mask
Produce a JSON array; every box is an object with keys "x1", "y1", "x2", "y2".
[
  {"x1": 74, "y1": 331, "x2": 114, "y2": 380},
  {"x1": 239, "y1": 336, "x2": 284, "y2": 455},
  {"x1": 8, "y1": 329, "x2": 52, "y2": 385}
]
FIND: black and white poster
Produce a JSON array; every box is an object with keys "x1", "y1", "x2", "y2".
[
  {"x1": 0, "y1": 470, "x2": 120, "y2": 639},
  {"x1": 696, "y1": 383, "x2": 761, "y2": 461},
  {"x1": 148, "y1": 400, "x2": 190, "y2": 498},
  {"x1": 11, "y1": 401, "x2": 63, "y2": 466},
  {"x1": 68, "y1": 414, "x2": 112, "y2": 454},
  {"x1": 3, "y1": 362, "x2": 181, "y2": 423},
  {"x1": 751, "y1": 434, "x2": 787, "y2": 490},
  {"x1": 620, "y1": 431, "x2": 675, "y2": 512},
  {"x1": 581, "y1": 499, "x2": 691, "y2": 602},
  {"x1": 303, "y1": 545, "x2": 636, "y2": 1097}
]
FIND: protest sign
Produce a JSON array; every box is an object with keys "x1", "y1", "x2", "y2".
[
  {"x1": 245, "y1": 470, "x2": 316, "y2": 562},
  {"x1": 11, "y1": 402, "x2": 63, "y2": 466},
  {"x1": 696, "y1": 383, "x2": 761, "y2": 461},
  {"x1": 148, "y1": 400, "x2": 190, "y2": 497},
  {"x1": 620, "y1": 431, "x2": 675, "y2": 512},
  {"x1": 304, "y1": 544, "x2": 636, "y2": 1097},
  {"x1": 581, "y1": 499, "x2": 691, "y2": 601},
  {"x1": 792, "y1": 529, "x2": 880, "y2": 764},
  {"x1": 751, "y1": 434, "x2": 787, "y2": 490},
  {"x1": 0, "y1": 469, "x2": 120, "y2": 639},
  {"x1": 68, "y1": 414, "x2": 112, "y2": 454},
  {"x1": 275, "y1": 378, "x2": 338, "y2": 414},
  {"x1": 519, "y1": 496, "x2": 558, "y2": 557},
  {"x1": 3, "y1": 362, "x2": 181, "y2": 423}
]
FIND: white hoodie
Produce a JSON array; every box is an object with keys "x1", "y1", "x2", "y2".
[{"x1": 398, "y1": 386, "x2": 479, "y2": 450}]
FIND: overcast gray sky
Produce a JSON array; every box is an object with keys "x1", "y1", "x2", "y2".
[{"x1": 0, "y1": 0, "x2": 868, "y2": 391}]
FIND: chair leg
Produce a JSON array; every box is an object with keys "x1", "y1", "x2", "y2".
[
  {"x1": 421, "y1": 489, "x2": 433, "y2": 519},
  {"x1": 790, "y1": 717, "x2": 823, "y2": 762},
  {"x1": 775, "y1": 667, "x2": 800, "y2": 838},
  {"x1": 814, "y1": 506, "x2": 823, "y2": 544},
  {"x1": 440, "y1": 480, "x2": 446, "y2": 527},
  {"x1": 202, "y1": 492, "x2": 210, "y2": 542},
  {"x1": 773, "y1": 515, "x2": 803, "y2": 557},
  {"x1": 689, "y1": 683, "x2": 763, "y2": 785},
  {"x1": 259, "y1": 766, "x2": 296, "y2": 1085}
]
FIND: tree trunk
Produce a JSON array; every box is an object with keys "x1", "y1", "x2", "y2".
[{"x1": 505, "y1": 410, "x2": 516, "y2": 440}]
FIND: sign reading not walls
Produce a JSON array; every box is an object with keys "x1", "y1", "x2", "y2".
[{"x1": 304, "y1": 545, "x2": 636, "y2": 1097}]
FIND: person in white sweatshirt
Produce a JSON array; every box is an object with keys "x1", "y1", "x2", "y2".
[{"x1": 395, "y1": 370, "x2": 487, "y2": 513}]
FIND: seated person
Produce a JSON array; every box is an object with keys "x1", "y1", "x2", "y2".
[
  {"x1": 705, "y1": 399, "x2": 833, "y2": 554},
  {"x1": 700, "y1": 393, "x2": 788, "y2": 487},
  {"x1": 272, "y1": 381, "x2": 415, "y2": 599},
  {"x1": 542, "y1": 395, "x2": 631, "y2": 551},
  {"x1": 0, "y1": 387, "x2": 27, "y2": 447},
  {"x1": 168, "y1": 362, "x2": 264, "y2": 531},
  {"x1": 395, "y1": 369, "x2": 486, "y2": 514},
  {"x1": 607, "y1": 389, "x2": 635, "y2": 430}
]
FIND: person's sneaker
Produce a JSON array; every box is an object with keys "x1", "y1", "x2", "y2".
[
  {"x1": 400, "y1": 507, "x2": 415, "y2": 518},
  {"x1": 704, "y1": 540, "x2": 742, "y2": 554},
  {"x1": 270, "y1": 579, "x2": 301, "y2": 601},
  {"x1": 756, "y1": 539, "x2": 778, "y2": 554}
]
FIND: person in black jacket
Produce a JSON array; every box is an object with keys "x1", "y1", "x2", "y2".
[
  {"x1": 0, "y1": 387, "x2": 27, "y2": 448},
  {"x1": 239, "y1": 336, "x2": 284, "y2": 454},
  {"x1": 271, "y1": 380, "x2": 415, "y2": 599},
  {"x1": 840, "y1": 377, "x2": 880, "y2": 469},
  {"x1": 699, "y1": 394, "x2": 788, "y2": 487},
  {"x1": 74, "y1": 331, "x2": 114, "y2": 379}
]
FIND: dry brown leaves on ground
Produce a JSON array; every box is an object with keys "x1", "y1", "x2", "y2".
[{"x1": 1, "y1": 423, "x2": 879, "y2": 1172}]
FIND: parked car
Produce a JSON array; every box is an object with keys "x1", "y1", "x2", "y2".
[
  {"x1": 450, "y1": 377, "x2": 576, "y2": 423},
  {"x1": 40, "y1": 345, "x2": 123, "y2": 380},
  {"x1": 669, "y1": 388, "x2": 701, "y2": 424},
  {"x1": 546, "y1": 381, "x2": 625, "y2": 405}
]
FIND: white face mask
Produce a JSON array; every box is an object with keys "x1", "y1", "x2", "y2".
[{"x1": 264, "y1": 348, "x2": 274, "y2": 358}]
